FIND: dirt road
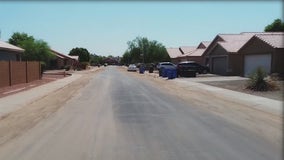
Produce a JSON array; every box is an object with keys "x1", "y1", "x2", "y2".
[{"x1": 0, "y1": 66, "x2": 281, "y2": 160}]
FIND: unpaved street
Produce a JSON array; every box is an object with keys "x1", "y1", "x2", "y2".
[{"x1": 0, "y1": 66, "x2": 281, "y2": 160}]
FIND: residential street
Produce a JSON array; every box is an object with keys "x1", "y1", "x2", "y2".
[{"x1": 0, "y1": 66, "x2": 281, "y2": 160}]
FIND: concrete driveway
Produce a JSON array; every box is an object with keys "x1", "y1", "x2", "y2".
[{"x1": 178, "y1": 74, "x2": 249, "y2": 82}]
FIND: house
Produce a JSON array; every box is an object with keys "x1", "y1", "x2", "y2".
[
  {"x1": 177, "y1": 46, "x2": 196, "y2": 62},
  {"x1": 177, "y1": 41, "x2": 211, "y2": 65},
  {"x1": 203, "y1": 32, "x2": 260, "y2": 76},
  {"x1": 0, "y1": 40, "x2": 24, "y2": 61},
  {"x1": 204, "y1": 32, "x2": 284, "y2": 76},
  {"x1": 103, "y1": 57, "x2": 119, "y2": 65},
  {"x1": 166, "y1": 48, "x2": 182, "y2": 64},
  {"x1": 50, "y1": 49, "x2": 79, "y2": 69},
  {"x1": 239, "y1": 33, "x2": 284, "y2": 76},
  {"x1": 166, "y1": 42, "x2": 211, "y2": 65}
]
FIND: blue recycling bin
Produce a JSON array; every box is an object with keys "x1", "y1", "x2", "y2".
[
  {"x1": 162, "y1": 68, "x2": 168, "y2": 77},
  {"x1": 139, "y1": 66, "x2": 145, "y2": 74},
  {"x1": 167, "y1": 69, "x2": 177, "y2": 79}
]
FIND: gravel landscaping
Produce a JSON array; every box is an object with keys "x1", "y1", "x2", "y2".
[{"x1": 201, "y1": 80, "x2": 283, "y2": 101}]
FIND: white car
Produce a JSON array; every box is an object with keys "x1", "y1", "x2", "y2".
[{"x1": 127, "y1": 64, "x2": 137, "y2": 72}]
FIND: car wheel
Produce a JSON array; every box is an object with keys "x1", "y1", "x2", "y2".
[{"x1": 202, "y1": 69, "x2": 207, "y2": 74}]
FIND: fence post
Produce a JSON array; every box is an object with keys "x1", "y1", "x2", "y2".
[
  {"x1": 9, "y1": 61, "x2": 12, "y2": 86},
  {"x1": 39, "y1": 61, "x2": 42, "y2": 80},
  {"x1": 26, "y1": 61, "x2": 28, "y2": 83}
]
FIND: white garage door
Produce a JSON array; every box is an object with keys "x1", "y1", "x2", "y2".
[
  {"x1": 212, "y1": 57, "x2": 227, "y2": 75},
  {"x1": 244, "y1": 54, "x2": 271, "y2": 77}
]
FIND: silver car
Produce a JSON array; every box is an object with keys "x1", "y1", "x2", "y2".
[{"x1": 127, "y1": 64, "x2": 137, "y2": 72}]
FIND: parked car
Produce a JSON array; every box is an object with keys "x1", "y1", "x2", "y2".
[
  {"x1": 157, "y1": 62, "x2": 176, "y2": 70},
  {"x1": 127, "y1": 64, "x2": 137, "y2": 72},
  {"x1": 157, "y1": 62, "x2": 177, "y2": 76},
  {"x1": 177, "y1": 61, "x2": 209, "y2": 77}
]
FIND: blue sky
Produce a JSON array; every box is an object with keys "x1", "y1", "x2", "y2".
[{"x1": 0, "y1": 1, "x2": 282, "y2": 56}]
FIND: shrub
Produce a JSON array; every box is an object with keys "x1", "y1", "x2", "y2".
[
  {"x1": 246, "y1": 67, "x2": 280, "y2": 91},
  {"x1": 80, "y1": 62, "x2": 90, "y2": 70}
]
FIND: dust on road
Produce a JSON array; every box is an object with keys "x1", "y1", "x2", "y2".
[{"x1": 0, "y1": 68, "x2": 103, "y2": 146}]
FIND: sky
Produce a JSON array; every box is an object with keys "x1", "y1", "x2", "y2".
[{"x1": 0, "y1": 1, "x2": 282, "y2": 57}]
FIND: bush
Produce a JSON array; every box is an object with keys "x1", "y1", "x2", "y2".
[
  {"x1": 246, "y1": 67, "x2": 280, "y2": 91},
  {"x1": 80, "y1": 62, "x2": 90, "y2": 70}
]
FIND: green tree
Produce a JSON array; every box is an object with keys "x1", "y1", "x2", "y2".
[
  {"x1": 122, "y1": 37, "x2": 170, "y2": 64},
  {"x1": 8, "y1": 32, "x2": 54, "y2": 66},
  {"x1": 90, "y1": 54, "x2": 104, "y2": 65},
  {"x1": 69, "y1": 47, "x2": 90, "y2": 62},
  {"x1": 9, "y1": 32, "x2": 35, "y2": 46},
  {"x1": 264, "y1": 19, "x2": 284, "y2": 32}
]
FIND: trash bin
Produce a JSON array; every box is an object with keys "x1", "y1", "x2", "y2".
[
  {"x1": 167, "y1": 69, "x2": 177, "y2": 79},
  {"x1": 149, "y1": 67, "x2": 154, "y2": 73},
  {"x1": 139, "y1": 66, "x2": 145, "y2": 74},
  {"x1": 162, "y1": 68, "x2": 168, "y2": 77}
]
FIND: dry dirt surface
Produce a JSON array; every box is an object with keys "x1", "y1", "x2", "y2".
[
  {"x1": 0, "y1": 74, "x2": 68, "y2": 98},
  {"x1": 0, "y1": 68, "x2": 103, "y2": 146},
  {"x1": 121, "y1": 68, "x2": 282, "y2": 148},
  {"x1": 201, "y1": 80, "x2": 283, "y2": 101}
]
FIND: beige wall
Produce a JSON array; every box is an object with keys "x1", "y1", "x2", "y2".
[
  {"x1": 272, "y1": 49, "x2": 284, "y2": 74},
  {"x1": 228, "y1": 54, "x2": 243, "y2": 76}
]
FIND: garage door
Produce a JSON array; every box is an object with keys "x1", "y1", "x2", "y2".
[
  {"x1": 244, "y1": 54, "x2": 271, "y2": 77},
  {"x1": 212, "y1": 57, "x2": 227, "y2": 75}
]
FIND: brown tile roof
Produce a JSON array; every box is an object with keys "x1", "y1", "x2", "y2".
[
  {"x1": 199, "y1": 41, "x2": 211, "y2": 48},
  {"x1": 214, "y1": 32, "x2": 276, "y2": 53},
  {"x1": 216, "y1": 32, "x2": 284, "y2": 53},
  {"x1": 50, "y1": 49, "x2": 78, "y2": 60},
  {"x1": 166, "y1": 48, "x2": 182, "y2": 58},
  {"x1": 0, "y1": 40, "x2": 24, "y2": 53},
  {"x1": 254, "y1": 33, "x2": 284, "y2": 48},
  {"x1": 190, "y1": 48, "x2": 206, "y2": 56},
  {"x1": 179, "y1": 46, "x2": 196, "y2": 54}
]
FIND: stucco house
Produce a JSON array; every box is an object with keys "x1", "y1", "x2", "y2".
[
  {"x1": 204, "y1": 32, "x2": 284, "y2": 76},
  {"x1": 50, "y1": 49, "x2": 79, "y2": 69},
  {"x1": 166, "y1": 42, "x2": 211, "y2": 65},
  {"x1": 239, "y1": 33, "x2": 284, "y2": 77},
  {"x1": 166, "y1": 48, "x2": 182, "y2": 64},
  {"x1": 177, "y1": 41, "x2": 211, "y2": 65},
  {"x1": 0, "y1": 40, "x2": 24, "y2": 61}
]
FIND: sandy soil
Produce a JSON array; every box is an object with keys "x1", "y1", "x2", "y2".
[
  {"x1": 121, "y1": 68, "x2": 282, "y2": 147},
  {"x1": 202, "y1": 80, "x2": 283, "y2": 101},
  {"x1": 0, "y1": 73, "x2": 69, "y2": 98},
  {"x1": 0, "y1": 68, "x2": 103, "y2": 146}
]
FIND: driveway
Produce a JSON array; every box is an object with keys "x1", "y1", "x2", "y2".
[
  {"x1": 0, "y1": 66, "x2": 281, "y2": 160},
  {"x1": 177, "y1": 74, "x2": 248, "y2": 82}
]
